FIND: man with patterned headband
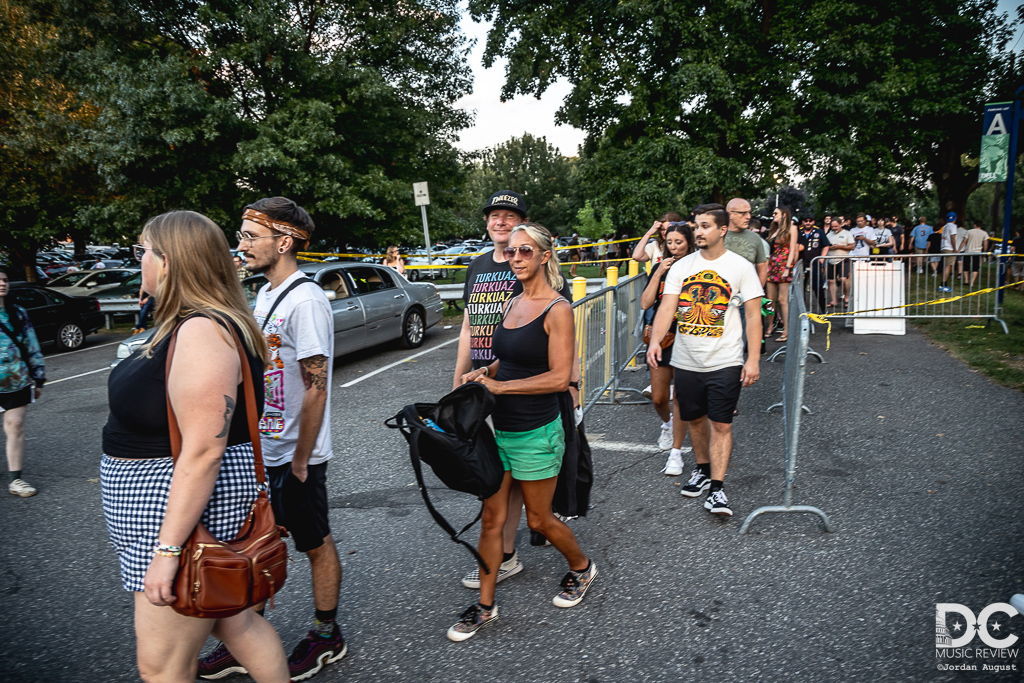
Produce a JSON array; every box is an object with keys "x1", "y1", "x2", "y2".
[
  {"x1": 645, "y1": 203, "x2": 763, "y2": 518},
  {"x1": 198, "y1": 197, "x2": 346, "y2": 681}
]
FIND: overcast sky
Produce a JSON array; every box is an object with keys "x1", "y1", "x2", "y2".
[
  {"x1": 452, "y1": 1, "x2": 1023, "y2": 159},
  {"x1": 452, "y1": 9, "x2": 585, "y2": 158}
]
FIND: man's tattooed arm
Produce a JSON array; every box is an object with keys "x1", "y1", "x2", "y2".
[
  {"x1": 215, "y1": 395, "x2": 235, "y2": 438},
  {"x1": 300, "y1": 355, "x2": 329, "y2": 392}
]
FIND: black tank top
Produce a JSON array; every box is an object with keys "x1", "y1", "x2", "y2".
[
  {"x1": 491, "y1": 296, "x2": 567, "y2": 432},
  {"x1": 102, "y1": 315, "x2": 265, "y2": 459}
]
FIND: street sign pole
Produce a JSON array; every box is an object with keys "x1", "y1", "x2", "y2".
[
  {"x1": 413, "y1": 182, "x2": 431, "y2": 256},
  {"x1": 420, "y1": 204, "x2": 431, "y2": 255}
]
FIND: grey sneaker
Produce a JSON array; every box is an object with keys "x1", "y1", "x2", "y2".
[
  {"x1": 552, "y1": 561, "x2": 598, "y2": 608},
  {"x1": 8, "y1": 479, "x2": 37, "y2": 497},
  {"x1": 680, "y1": 468, "x2": 710, "y2": 497},
  {"x1": 461, "y1": 550, "x2": 523, "y2": 589},
  {"x1": 447, "y1": 603, "x2": 499, "y2": 642}
]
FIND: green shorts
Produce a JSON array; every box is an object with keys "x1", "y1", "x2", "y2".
[{"x1": 494, "y1": 417, "x2": 565, "y2": 481}]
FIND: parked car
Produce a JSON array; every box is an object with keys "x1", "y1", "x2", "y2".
[
  {"x1": 113, "y1": 262, "x2": 444, "y2": 364},
  {"x1": 403, "y1": 249, "x2": 448, "y2": 281},
  {"x1": 8, "y1": 283, "x2": 105, "y2": 350},
  {"x1": 439, "y1": 245, "x2": 487, "y2": 266},
  {"x1": 46, "y1": 268, "x2": 140, "y2": 298}
]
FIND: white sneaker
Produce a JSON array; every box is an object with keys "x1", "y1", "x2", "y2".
[
  {"x1": 657, "y1": 421, "x2": 673, "y2": 450},
  {"x1": 661, "y1": 449, "x2": 684, "y2": 476},
  {"x1": 461, "y1": 550, "x2": 524, "y2": 589},
  {"x1": 8, "y1": 479, "x2": 37, "y2": 497},
  {"x1": 641, "y1": 385, "x2": 652, "y2": 399}
]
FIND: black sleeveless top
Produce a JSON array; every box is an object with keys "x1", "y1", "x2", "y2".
[
  {"x1": 102, "y1": 315, "x2": 265, "y2": 459},
  {"x1": 491, "y1": 296, "x2": 567, "y2": 433}
]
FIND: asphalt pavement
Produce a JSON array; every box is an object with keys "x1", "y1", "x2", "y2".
[{"x1": 1, "y1": 321, "x2": 1022, "y2": 682}]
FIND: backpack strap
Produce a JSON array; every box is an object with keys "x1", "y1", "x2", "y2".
[{"x1": 260, "y1": 276, "x2": 316, "y2": 333}]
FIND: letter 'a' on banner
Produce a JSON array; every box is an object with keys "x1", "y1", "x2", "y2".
[{"x1": 980, "y1": 102, "x2": 1013, "y2": 183}]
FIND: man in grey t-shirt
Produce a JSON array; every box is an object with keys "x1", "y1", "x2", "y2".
[
  {"x1": 724, "y1": 198, "x2": 768, "y2": 286},
  {"x1": 724, "y1": 197, "x2": 768, "y2": 355}
]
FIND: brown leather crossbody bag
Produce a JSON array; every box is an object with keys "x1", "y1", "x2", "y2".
[{"x1": 165, "y1": 322, "x2": 289, "y2": 619}]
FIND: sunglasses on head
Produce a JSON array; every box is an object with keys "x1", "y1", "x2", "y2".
[{"x1": 503, "y1": 245, "x2": 537, "y2": 259}]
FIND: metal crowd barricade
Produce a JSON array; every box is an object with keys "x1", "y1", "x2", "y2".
[
  {"x1": 807, "y1": 253, "x2": 1009, "y2": 334},
  {"x1": 573, "y1": 272, "x2": 650, "y2": 416},
  {"x1": 574, "y1": 287, "x2": 616, "y2": 415},
  {"x1": 741, "y1": 268, "x2": 834, "y2": 534}
]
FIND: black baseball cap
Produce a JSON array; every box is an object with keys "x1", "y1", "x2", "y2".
[{"x1": 482, "y1": 190, "x2": 528, "y2": 219}]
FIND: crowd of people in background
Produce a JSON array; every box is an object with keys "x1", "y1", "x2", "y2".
[{"x1": 632, "y1": 203, "x2": 1013, "y2": 490}]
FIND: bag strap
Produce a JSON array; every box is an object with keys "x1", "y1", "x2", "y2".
[
  {"x1": 165, "y1": 318, "x2": 266, "y2": 486},
  {"x1": 260, "y1": 277, "x2": 315, "y2": 333},
  {"x1": 385, "y1": 412, "x2": 491, "y2": 574}
]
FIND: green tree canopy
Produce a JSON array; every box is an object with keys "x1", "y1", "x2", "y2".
[
  {"x1": 3, "y1": 0, "x2": 475, "y2": 265},
  {"x1": 467, "y1": 0, "x2": 1019, "y2": 230},
  {"x1": 461, "y1": 133, "x2": 580, "y2": 236}
]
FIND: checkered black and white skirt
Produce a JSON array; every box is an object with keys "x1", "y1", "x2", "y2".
[{"x1": 101, "y1": 443, "x2": 260, "y2": 592}]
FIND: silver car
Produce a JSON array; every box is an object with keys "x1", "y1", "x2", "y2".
[
  {"x1": 46, "y1": 268, "x2": 140, "y2": 297},
  {"x1": 113, "y1": 262, "x2": 444, "y2": 364}
]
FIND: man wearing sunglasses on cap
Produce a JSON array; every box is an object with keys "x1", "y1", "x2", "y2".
[{"x1": 453, "y1": 190, "x2": 580, "y2": 591}]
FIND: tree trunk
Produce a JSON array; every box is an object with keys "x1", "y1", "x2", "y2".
[{"x1": 930, "y1": 139, "x2": 977, "y2": 227}]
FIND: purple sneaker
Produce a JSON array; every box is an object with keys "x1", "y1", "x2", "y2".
[
  {"x1": 197, "y1": 641, "x2": 247, "y2": 680},
  {"x1": 288, "y1": 624, "x2": 347, "y2": 681}
]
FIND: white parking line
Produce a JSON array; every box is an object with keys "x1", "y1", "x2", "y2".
[
  {"x1": 340, "y1": 338, "x2": 459, "y2": 388},
  {"x1": 586, "y1": 440, "x2": 692, "y2": 454},
  {"x1": 48, "y1": 367, "x2": 111, "y2": 384},
  {"x1": 48, "y1": 340, "x2": 122, "y2": 358}
]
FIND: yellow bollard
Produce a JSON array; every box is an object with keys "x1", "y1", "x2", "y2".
[
  {"x1": 628, "y1": 260, "x2": 639, "y2": 277},
  {"x1": 572, "y1": 276, "x2": 588, "y2": 302},
  {"x1": 644, "y1": 260, "x2": 652, "y2": 276},
  {"x1": 606, "y1": 266, "x2": 619, "y2": 287}
]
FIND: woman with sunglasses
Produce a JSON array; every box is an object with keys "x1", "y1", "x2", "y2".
[
  {"x1": 449, "y1": 223, "x2": 596, "y2": 641},
  {"x1": 103, "y1": 212, "x2": 288, "y2": 682},
  {"x1": 640, "y1": 223, "x2": 694, "y2": 472}
]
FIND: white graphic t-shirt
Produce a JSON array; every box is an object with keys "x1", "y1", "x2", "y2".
[
  {"x1": 253, "y1": 270, "x2": 334, "y2": 467},
  {"x1": 850, "y1": 227, "x2": 873, "y2": 257},
  {"x1": 661, "y1": 250, "x2": 764, "y2": 373}
]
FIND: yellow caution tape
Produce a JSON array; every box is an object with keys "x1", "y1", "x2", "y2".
[
  {"x1": 803, "y1": 280, "x2": 1023, "y2": 350},
  {"x1": 559, "y1": 256, "x2": 637, "y2": 266},
  {"x1": 300, "y1": 236, "x2": 642, "y2": 261}
]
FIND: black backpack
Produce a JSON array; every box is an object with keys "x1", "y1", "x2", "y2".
[{"x1": 385, "y1": 382, "x2": 504, "y2": 573}]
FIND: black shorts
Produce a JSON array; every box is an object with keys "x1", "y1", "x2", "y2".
[
  {"x1": 267, "y1": 461, "x2": 331, "y2": 553},
  {"x1": 826, "y1": 260, "x2": 849, "y2": 280},
  {"x1": 963, "y1": 255, "x2": 982, "y2": 272},
  {"x1": 674, "y1": 366, "x2": 743, "y2": 424},
  {"x1": 0, "y1": 386, "x2": 32, "y2": 411}
]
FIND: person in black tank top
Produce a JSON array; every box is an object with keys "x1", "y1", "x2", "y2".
[
  {"x1": 446, "y1": 223, "x2": 598, "y2": 642},
  {"x1": 99, "y1": 210, "x2": 289, "y2": 681}
]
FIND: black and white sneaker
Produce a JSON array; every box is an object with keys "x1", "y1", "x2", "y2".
[
  {"x1": 461, "y1": 550, "x2": 524, "y2": 589},
  {"x1": 680, "y1": 468, "x2": 711, "y2": 497},
  {"x1": 704, "y1": 489, "x2": 733, "y2": 516}
]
